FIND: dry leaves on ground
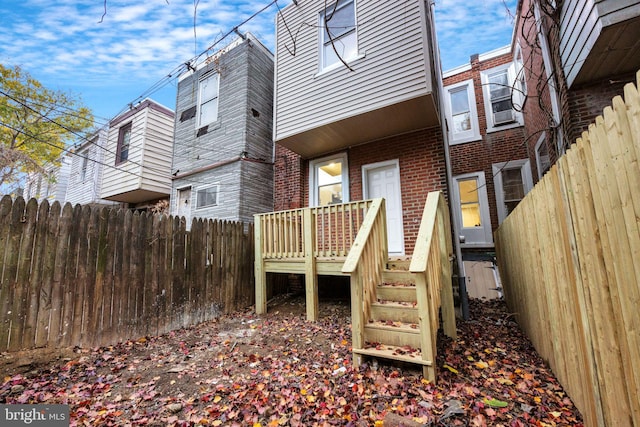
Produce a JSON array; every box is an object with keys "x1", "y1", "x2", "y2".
[{"x1": 1, "y1": 297, "x2": 583, "y2": 426}]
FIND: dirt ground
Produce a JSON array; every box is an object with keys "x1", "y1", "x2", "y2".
[{"x1": 1, "y1": 295, "x2": 583, "y2": 426}]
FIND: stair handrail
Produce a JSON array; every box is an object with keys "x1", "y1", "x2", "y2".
[
  {"x1": 342, "y1": 198, "x2": 388, "y2": 359},
  {"x1": 409, "y1": 192, "x2": 457, "y2": 371}
]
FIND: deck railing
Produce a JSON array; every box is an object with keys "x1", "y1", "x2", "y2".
[
  {"x1": 342, "y1": 198, "x2": 388, "y2": 355},
  {"x1": 255, "y1": 200, "x2": 375, "y2": 319},
  {"x1": 409, "y1": 191, "x2": 457, "y2": 381},
  {"x1": 256, "y1": 200, "x2": 373, "y2": 260}
]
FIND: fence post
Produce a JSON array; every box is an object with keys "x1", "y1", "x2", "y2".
[{"x1": 303, "y1": 208, "x2": 318, "y2": 321}]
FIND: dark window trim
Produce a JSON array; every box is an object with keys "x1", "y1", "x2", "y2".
[{"x1": 115, "y1": 122, "x2": 132, "y2": 165}]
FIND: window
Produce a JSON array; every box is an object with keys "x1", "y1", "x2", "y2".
[
  {"x1": 481, "y1": 63, "x2": 524, "y2": 132},
  {"x1": 452, "y1": 172, "x2": 493, "y2": 246},
  {"x1": 513, "y1": 43, "x2": 527, "y2": 109},
  {"x1": 309, "y1": 153, "x2": 349, "y2": 207},
  {"x1": 196, "y1": 185, "x2": 219, "y2": 209},
  {"x1": 535, "y1": 133, "x2": 551, "y2": 179},
  {"x1": 198, "y1": 71, "x2": 219, "y2": 127},
  {"x1": 492, "y1": 160, "x2": 533, "y2": 223},
  {"x1": 116, "y1": 123, "x2": 132, "y2": 164},
  {"x1": 80, "y1": 149, "x2": 89, "y2": 181},
  {"x1": 444, "y1": 79, "x2": 480, "y2": 144},
  {"x1": 320, "y1": 0, "x2": 357, "y2": 70}
]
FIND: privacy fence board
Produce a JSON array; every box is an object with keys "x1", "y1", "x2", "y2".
[
  {"x1": 495, "y1": 70, "x2": 640, "y2": 427},
  {"x1": 0, "y1": 200, "x2": 254, "y2": 352}
]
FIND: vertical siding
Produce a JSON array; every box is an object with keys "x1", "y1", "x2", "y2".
[
  {"x1": 170, "y1": 35, "x2": 274, "y2": 223},
  {"x1": 274, "y1": 0, "x2": 433, "y2": 141}
]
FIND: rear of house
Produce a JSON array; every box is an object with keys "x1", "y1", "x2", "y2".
[
  {"x1": 274, "y1": 0, "x2": 445, "y2": 256},
  {"x1": 100, "y1": 99, "x2": 175, "y2": 209},
  {"x1": 169, "y1": 34, "x2": 274, "y2": 226}
]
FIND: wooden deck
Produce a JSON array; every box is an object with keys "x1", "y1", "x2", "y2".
[{"x1": 254, "y1": 193, "x2": 456, "y2": 382}]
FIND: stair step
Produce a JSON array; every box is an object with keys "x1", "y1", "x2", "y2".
[
  {"x1": 377, "y1": 284, "x2": 416, "y2": 303},
  {"x1": 364, "y1": 321, "x2": 421, "y2": 348},
  {"x1": 370, "y1": 301, "x2": 419, "y2": 323},
  {"x1": 386, "y1": 258, "x2": 411, "y2": 271},
  {"x1": 353, "y1": 344, "x2": 432, "y2": 366},
  {"x1": 382, "y1": 270, "x2": 415, "y2": 284}
]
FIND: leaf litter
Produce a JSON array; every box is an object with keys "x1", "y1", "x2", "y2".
[{"x1": 0, "y1": 297, "x2": 583, "y2": 426}]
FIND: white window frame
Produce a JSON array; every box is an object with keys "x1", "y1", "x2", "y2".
[
  {"x1": 492, "y1": 159, "x2": 533, "y2": 223},
  {"x1": 535, "y1": 132, "x2": 551, "y2": 179},
  {"x1": 79, "y1": 149, "x2": 89, "y2": 182},
  {"x1": 197, "y1": 71, "x2": 220, "y2": 127},
  {"x1": 534, "y1": 2, "x2": 564, "y2": 155},
  {"x1": 319, "y1": 0, "x2": 359, "y2": 72},
  {"x1": 444, "y1": 79, "x2": 481, "y2": 144},
  {"x1": 513, "y1": 43, "x2": 527, "y2": 110},
  {"x1": 195, "y1": 184, "x2": 219, "y2": 210},
  {"x1": 309, "y1": 153, "x2": 349, "y2": 207},
  {"x1": 480, "y1": 63, "x2": 524, "y2": 133},
  {"x1": 452, "y1": 172, "x2": 493, "y2": 247}
]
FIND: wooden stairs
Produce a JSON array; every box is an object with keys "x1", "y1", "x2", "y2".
[
  {"x1": 353, "y1": 268, "x2": 429, "y2": 364},
  {"x1": 343, "y1": 192, "x2": 457, "y2": 382}
]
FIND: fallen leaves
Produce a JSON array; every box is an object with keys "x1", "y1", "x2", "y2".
[{"x1": 0, "y1": 298, "x2": 583, "y2": 426}]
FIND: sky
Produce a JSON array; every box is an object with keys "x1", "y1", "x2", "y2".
[{"x1": 0, "y1": 0, "x2": 517, "y2": 130}]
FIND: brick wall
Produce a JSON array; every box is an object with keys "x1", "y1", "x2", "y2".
[
  {"x1": 273, "y1": 127, "x2": 447, "y2": 255},
  {"x1": 566, "y1": 72, "x2": 636, "y2": 144},
  {"x1": 444, "y1": 51, "x2": 528, "y2": 233}
]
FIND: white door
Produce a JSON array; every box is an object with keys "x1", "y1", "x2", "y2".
[
  {"x1": 177, "y1": 187, "x2": 191, "y2": 222},
  {"x1": 452, "y1": 172, "x2": 493, "y2": 247},
  {"x1": 363, "y1": 160, "x2": 404, "y2": 255}
]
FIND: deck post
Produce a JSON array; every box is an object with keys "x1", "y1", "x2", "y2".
[
  {"x1": 303, "y1": 209, "x2": 318, "y2": 321},
  {"x1": 438, "y1": 198, "x2": 457, "y2": 339},
  {"x1": 254, "y1": 215, "x2": 267, "y2": 315}
]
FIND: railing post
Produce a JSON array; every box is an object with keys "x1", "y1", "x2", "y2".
[
  {"x1": 438, "y1": 196, "x2": 457, "y2": 339},
  {"x1": 303, "y1": 208, "x2": 318, "y2": 321},
  {"x1": 254, "y1": 215, "x2": 267, "y2": 315},
  {"x1": 350, "y1": 269, "x2": 364, "y2": 369}
]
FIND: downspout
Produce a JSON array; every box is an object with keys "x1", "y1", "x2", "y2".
[{"x1": 428, "y1": 0, "x2": 468, "y2": 319}]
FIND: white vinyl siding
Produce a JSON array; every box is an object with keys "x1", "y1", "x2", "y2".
[
  {"x1": 100, "y1": 102, "x2": 175, "y2": 202},
  {"x1": 444, "y1": 79, "x2": 480, "y2": 144},
  {"x1": 275, "y1": 0, "x2": 434, "y2": 141}
]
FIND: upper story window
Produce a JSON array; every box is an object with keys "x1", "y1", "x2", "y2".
[
  {"x1": 513, "y1": 44, "x2": 527, "y2": 108},
  {"x1": 481, "y1": 63, "x2": 524, "y2": 133},
  {"x1": 444, "y1": 79, "x2": 481, "y2": 144},
  {"x1": 116, "y1": 123, "x2": 132, "y2": 165},
  {"x1": 320, "y1": 0, "x2": 357, "y2": 70},
  {"x1": 309, "y1": 153, "x2": 349, "y2": 206},
  {"x1": 535, "y1": 132, "x2": 551, "y2": 179},
  {"x1": 198, "y1": 71, "x2": 219, "y2": 127}
]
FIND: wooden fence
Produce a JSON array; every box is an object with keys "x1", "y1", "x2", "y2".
[
  {"x1": 0, "y1": 196, "x2": 255, "y2": 352},
  {"x1": 495, "y1": 71, "x2": 640, "y2": 426}
]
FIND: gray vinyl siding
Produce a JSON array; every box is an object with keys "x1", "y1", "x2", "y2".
[
  {"x1": 560, "y1": 0, "x2": 640, "y2": 86},
  {"x1": 101, "y1": 101, "x2": 174, "y2": 200},
  {"x1": 274, "y1": 0, "x2": 434, "y2": 141},
  {"x1": 170, "y1": 34, "x2": 274, "y2": 223}
]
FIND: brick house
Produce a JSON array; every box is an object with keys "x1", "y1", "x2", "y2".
[
  {"x1": 273, "y1": 0, "x2": 445, "y2": 257},
  {"x1": 513, "y1": 0, "x2": 640, "y2": 177},
  {"x1": 169, "y1": 33, "x2": 274, "y2": 226},
  {"x1": 443, "y1": 47, "x2": 530, "y2": 299}
]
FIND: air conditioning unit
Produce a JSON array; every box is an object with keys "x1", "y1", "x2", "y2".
[{"x1": 493, "y1": 109, "x2": 514, "y2": 126}]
